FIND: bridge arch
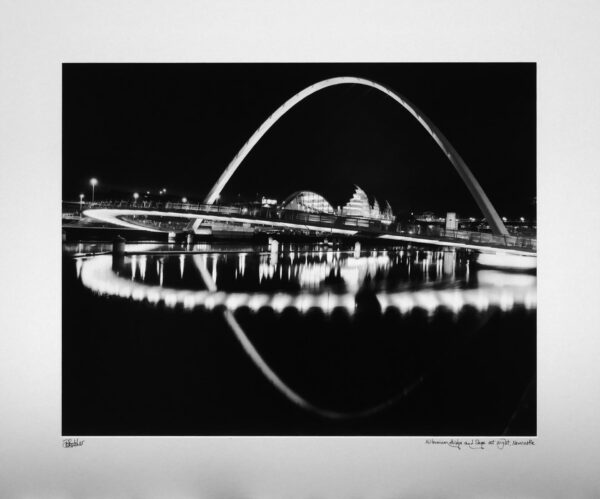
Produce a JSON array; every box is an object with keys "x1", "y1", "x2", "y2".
[{"x1": 202, "y1": 76, "x2": 508, "y2": 236}]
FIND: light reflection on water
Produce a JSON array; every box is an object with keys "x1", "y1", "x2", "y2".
[
  {"x1": 64, "y1": 241, "x2": 537, "y2": 424},
  {"x1": 70, "y1": 242, "x2": 536, "y2": 316}
]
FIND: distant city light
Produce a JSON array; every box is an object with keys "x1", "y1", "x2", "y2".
[
  {"x1": 520, "y1": 217, "x2": 525, "y2": 222},
  {"x1": 182, "y1": 197, "x2": 188, "y2": 203},
  {"x1": 262, "y1": 196, "x2": 277, "y2": 207},
  {"x1": 133, "y1": 192, "x2": 139, "y2": 200},
  {"x1": 89, "y1": 178, "x2": 98, "y2": 203},
  {"x1": 502, "y1": 217, "x2": 508, "y2": 222}
]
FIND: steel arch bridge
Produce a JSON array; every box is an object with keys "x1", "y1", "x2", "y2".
[{"x1": 198, "y1": 76, "x2": 509, "y2": 236}]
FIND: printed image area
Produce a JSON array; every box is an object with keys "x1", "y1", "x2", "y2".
[{"x1": 62, "y1": 63, "x2": 536, "y2": 435}]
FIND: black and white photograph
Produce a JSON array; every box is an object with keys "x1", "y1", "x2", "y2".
[
  {"x1": 62, "y1": 63, "x2": 536, "y2": 436},
  {"x1": 3, "y1": 1, "x2": 600, "y2": 497}
]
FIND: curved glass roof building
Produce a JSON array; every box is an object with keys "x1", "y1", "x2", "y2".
[{"x1": 282, "y1": 191, "x2": 336, "y2": 215}]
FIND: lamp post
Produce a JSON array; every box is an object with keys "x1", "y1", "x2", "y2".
[
  {"x1": 79, "y1": 193, "x2": 84, "y2": 214},
  {"x1": 133, "y1": 192, "x2": 139, "y2": 204},
  {"x1": 90, "y1": 178, "x2": 98, "y2": 203}
]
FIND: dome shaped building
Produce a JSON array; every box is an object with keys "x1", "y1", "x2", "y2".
[{"x1": 281, "y1": 191, "x2": 336, "y2": 215}]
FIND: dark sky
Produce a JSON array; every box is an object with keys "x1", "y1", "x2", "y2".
[{"x1": 63, "y1": 63, "x2": 536, "y2": 218}]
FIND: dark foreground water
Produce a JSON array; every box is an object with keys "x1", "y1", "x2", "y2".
[{"x1": 63, "y1": 241, "x2": 536, "y2": 436}]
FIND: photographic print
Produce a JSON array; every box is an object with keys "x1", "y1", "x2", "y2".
[{"x1": 62, "y1": 63, "x2": 536, "y2": 436}]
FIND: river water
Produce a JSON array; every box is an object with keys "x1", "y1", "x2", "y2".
[{"x1": 62, "y1": 241, "x2": 536, "y2": 435}]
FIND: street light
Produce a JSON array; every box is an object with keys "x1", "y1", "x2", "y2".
[
  {"x1": 79, "y1": 193, "x2": 84, "y2": 211},
  {"x1": 502, "y1": 216, "x2": 508, "y2": 222},
  {"x1": 133, "y1": 192, "x2": 139, "y2": 202},
  {"x1": 90, "y1": 178, "x2": 98, "y2": 203},
  {"x1": 182, "y1": 197, "x2": 187, "y2": 203},
  {"x1": 520, "y1": 217, "x2": 525, "y2": 223}
]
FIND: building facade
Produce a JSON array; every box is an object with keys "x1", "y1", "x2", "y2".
[{"x1": 282, "y1": 186, "x2": 395, "y2": 225}]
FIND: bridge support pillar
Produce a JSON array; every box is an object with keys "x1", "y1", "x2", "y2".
[
  {"x1": 112, "y1": 235, "x2": 126, "y2": 272},
  {"x1": 112, "y1": 235, "x2": 126, "y2": 255},
  {"x1": 354, "y1": 241, "x2": 361, "y2": 258}
]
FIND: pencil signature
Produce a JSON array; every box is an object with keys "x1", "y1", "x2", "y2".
[{"x1": 63, "y1": 438, "x2": 85, "y2": 448}]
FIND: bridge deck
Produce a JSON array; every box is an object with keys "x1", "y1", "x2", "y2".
[{"x1": 73, "y1": 201, "x2": 536, "y2": 255}]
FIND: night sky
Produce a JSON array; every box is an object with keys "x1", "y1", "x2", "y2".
[{"x1": 63, "y1": 63, "x2": 536, "y2": 219}]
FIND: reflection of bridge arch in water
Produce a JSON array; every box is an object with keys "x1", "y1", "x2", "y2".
[
  {"x1": 78, "y1": 250, "x2": 535, "y2": 419},
  {"x1": 200, "y1": 76, "x2": 509, "y2": 236}
]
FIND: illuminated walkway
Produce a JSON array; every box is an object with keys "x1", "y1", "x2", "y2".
[{"x1": 82, "y1": 202, "x2": 537, "y2": 257}]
